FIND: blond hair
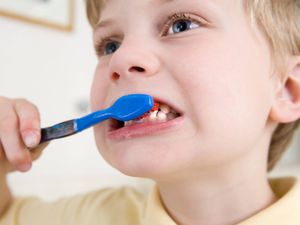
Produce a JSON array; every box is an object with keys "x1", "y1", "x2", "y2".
[{"x1": 85, "y1": 0, "x2": 300, "y2": 171}]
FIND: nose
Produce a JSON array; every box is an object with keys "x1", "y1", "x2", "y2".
[{"x1": 108, "y1": 38, "x2": 160, "y2": 81}]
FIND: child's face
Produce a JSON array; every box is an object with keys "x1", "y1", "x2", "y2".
[{"x1": 90, "y1": 0, "x2": 277, "y2": 179}]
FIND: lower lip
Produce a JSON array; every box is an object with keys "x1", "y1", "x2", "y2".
[{"x1": 107, "y1": 116, "x2": 184, "y2": 141}]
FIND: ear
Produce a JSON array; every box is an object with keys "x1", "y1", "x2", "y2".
[{"x1": 270, "y1": 56, "x2": 300, "y2": 123}]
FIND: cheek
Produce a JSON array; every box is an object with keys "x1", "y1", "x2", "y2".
[
  {"x1": 90, "y1": 65, "x2": 112, "y2": 156},
  {"x1": 178, "y1": 31, "x2": 272, "y2": 115},
  {"x1": 90, "y1": 63, "x2": 135, "y2": 169},
  {"x1": 90, "y1": 64, "x2": 110, "y2": 111},
  {"x1": 168, "y1": 33, "x2": 273, "y2": 155}
]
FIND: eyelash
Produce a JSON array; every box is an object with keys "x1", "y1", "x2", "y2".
[
  {"x1": 94, "y1": 12, "x2": 206, "y2": 57},
  {"x1": 161, "y1": 12, "x2": 206, "y2": 36},
  {"x1": 94, "y1": 36, "x2": 119, "y2": 58}
]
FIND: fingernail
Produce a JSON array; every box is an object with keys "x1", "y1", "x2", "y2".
[{"x1": 24, "y1": 132, "x2": 39, "y2": 148}]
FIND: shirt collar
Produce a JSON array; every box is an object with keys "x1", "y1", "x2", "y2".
[
  {"x1": 238, "y1": 177, "x2": 300, "y2": 225},
  {"x1": 143, "y1": 177, "x2": 300, "y2": 225},
  {"x1": 143, "y1": 185, "x2": 177, "y2": 225}
]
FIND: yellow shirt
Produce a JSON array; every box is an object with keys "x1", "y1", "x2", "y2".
[{"x1": 1, "y1": 177, "x2": 300, "y2": 225}]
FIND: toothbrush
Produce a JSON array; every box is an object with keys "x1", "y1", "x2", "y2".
[{"x1": 39, "y1": 94, "x2": 154, "y2": 144}]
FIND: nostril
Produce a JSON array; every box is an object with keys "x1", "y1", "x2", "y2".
[
  {"x1": 129, "y1": 66, "x2": 145, "y2": 73},
  {"x1": 112, "y1": 72, "x2": 120, "y2": 81}
]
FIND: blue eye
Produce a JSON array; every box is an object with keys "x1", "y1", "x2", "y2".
[
  {"x1": 95, "y1": 39, "x2": 121, "y2": 57},
  {"x1": 163, "y1": 13, "x2": 204, "y2": 36},
  {"x1": 104, "y1": 41, "x2": 120, "y2": 55},
  {"x1": 169, "y1": 19, "x2": 200, "y2": 34}
]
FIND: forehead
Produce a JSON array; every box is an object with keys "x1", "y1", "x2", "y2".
[
  {"x1": 97, "y1": 0, "x2": 247, "y2": 27},
  {"x1": 100, "y1": 0, "x2": 245, "y2": 14},
  {"x1": 105, "y1": 0, "x2": 180, "y2": 4},
  {"x1": 102, "y1": 0, "x2": 177, "y2": 11},
  {"x1": 102, "y1": 0, "x2": 224, "y2": 9},
  {"x1": 100, "y1": 0, "x2": 231, "y2": 15}
]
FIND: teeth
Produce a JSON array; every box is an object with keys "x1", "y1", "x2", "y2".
[
  {"x1": 157, "y1": 111, "x2": 167, "y2": 122},
  {"x1": 149, "y1": 110, "x2": 158, "y2": 121},
  {"x1": 124, "y1": 121, "x2": 133, "y2": 126},
  {"x1": 170, "y1": 108, "x2": 178, "y2": 114},
  {"x1": 123, "y1": 103, "x2": 180, "y2": 127},
  {"x1": 160, "y1": 104, "x2": 170, "y2": 114},
  {"x1": 167, "y1": 113, "x2": 177, "y2": 120}
]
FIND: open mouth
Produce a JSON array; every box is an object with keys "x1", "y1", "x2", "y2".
[{"x1": 109, "y1": 99, "x2": 182, "y2": 131}]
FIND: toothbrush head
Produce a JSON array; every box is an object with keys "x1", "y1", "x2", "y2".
[{"x1": 110, "y1": 94, "x2": 154, "y2": 121}]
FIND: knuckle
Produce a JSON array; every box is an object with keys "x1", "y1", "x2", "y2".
[
  {"x1": 0, "y1": 115, "x2": 17, "y2": 132},
  {"x1": 15, "y1": 98, "x2": 28, "y2": 104},
  {"x1": 29, "y1": 103, "x2": 39, "y2": 116},
  {"x1": 0, "y1": 99, "x2": 14, "y2": 119},
  {"x1": 15, "y1": 98, "x2": 37, "y2": 110},
  {"x1": 15, "y1": 99, "x2": 40, "y2": 119},
  {"x1": 14, "y1": 99, "x2": 40, "y2": 131}
]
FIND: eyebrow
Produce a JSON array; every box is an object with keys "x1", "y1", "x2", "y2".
[{"x1": 96, "y1": 19, "x2": 114, "y2": 30}]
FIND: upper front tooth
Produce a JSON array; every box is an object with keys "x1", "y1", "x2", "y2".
[
  {"x1": 150, "y1": 110, "x2": 158, "y2": 120},
  {"x1": 160, "y1": 104, "x2": 170, "y2": 114},
  {"x1": 157, "y1": 111, "x2": 167, "y2": 121}
]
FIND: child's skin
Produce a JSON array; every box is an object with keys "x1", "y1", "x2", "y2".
[{"x1": 1, "y1": 0, "x2": 300, "y2": 224}]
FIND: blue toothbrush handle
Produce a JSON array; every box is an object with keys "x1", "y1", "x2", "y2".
[
  {"x1": 75, "y1": 109, "x2": 112, "y2": 132},
  {"x1": 39, "y1": 94, "x2": 153, "y2": 144}
]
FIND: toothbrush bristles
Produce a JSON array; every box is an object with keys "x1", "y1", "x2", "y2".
[{"x1": 134, "y1": 101, "x2": 160, "y2": 120}]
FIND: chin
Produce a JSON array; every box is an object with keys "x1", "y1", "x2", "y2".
[{"x1": 97, "y1": 138, "x2": 180, "y2": 179}]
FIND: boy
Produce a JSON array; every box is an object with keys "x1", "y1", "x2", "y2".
[{"x1": 1, "y1": 0, "x2": 300, "y2": 224}]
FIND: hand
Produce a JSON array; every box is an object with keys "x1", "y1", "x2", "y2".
[{"x1": 0, "y1": 97, "x2": 48, "y2": 174}]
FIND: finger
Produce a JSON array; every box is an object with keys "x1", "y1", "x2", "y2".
[
  {"x1": 0, "y1": 103, "x2": 32, "y2": 172},
  {"x1": 14, "y1": 99, "x2": 41, "y2": 149}
]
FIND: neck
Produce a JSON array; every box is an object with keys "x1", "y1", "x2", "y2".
[{"x1": 157, "y1": 163, "x2": 277, "y2": 225}]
